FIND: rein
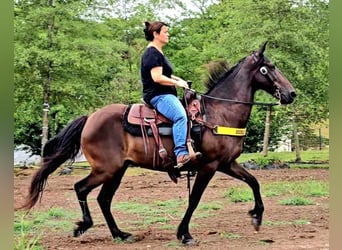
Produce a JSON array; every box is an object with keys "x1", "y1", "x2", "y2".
[
  {"x1": 198, "y1": 93, "x2": 279, "y2": 106},
  {"x1": 191, "y1": 93, "x2": 279, "y2": 137}
]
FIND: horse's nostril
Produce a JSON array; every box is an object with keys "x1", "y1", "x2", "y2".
[{"x1": 290, "y1": 91, "x2": 296, "y2": 98}]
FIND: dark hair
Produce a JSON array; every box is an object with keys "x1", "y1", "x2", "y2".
[{"x1": 143, "y1": 21, "x2": 168, "y2": 41}]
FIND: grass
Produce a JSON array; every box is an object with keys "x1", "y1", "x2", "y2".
[
  {"x1": 225, "y1": 180, "x2": 329, "y2": 203},
  {"x1": 14, "y1": 215, "x2": 43, "y2": 250},
  {"x1": 278, "y1": 197, "x2": 314, "y2": 206},
  {"x1": 14, "y1": 208, "x2": 77, "y2": 249},
  {"x1": 263, "y1": 219, "x2": 310, "y2": 226},
  {"x1": 220, "y1": 232, "x2": 242, "y2": 239},
  {"x1": 225, "y1": 187, "x2": 254, "y2": 203},
  {"x1": 237, "y1": 149, "x2": 329, "y2": 169}
]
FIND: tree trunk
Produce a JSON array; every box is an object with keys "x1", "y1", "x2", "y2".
[
  {"x1": 41, "y1": 0, "x2": 54, "y2": 155},
  {"x1": 293, "y1": 121, "x2": 301, "y2": 162}
]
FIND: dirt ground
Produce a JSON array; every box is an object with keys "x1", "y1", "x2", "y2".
[{"x1": 14, "y1": 167, "x2": 329, "y2": 250}]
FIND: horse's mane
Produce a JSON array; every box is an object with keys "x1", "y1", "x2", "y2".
[{"x1": 204, "y1": 57, "x2": 246, "y2": 91}]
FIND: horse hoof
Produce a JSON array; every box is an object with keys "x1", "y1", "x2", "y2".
[
  {"x1": 120, "y1": 232, "x2": 133, "y2": 240},
  {"x1": 124, "y1": 235, "x2": 136, "y2": 243},
  {"x1": 73, "y1": 229, "x2": 84, "y2": 237},
  {"x1": 252, "y1": 217, "x2": 260, "y2": 231},
  {"x1": 182, "y1": 238, "x2": 197, "y2": 245}
]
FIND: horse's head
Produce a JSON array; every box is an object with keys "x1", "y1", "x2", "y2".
[{"x1": 247, "y1": 42, "x2": 296, "y2": 104}]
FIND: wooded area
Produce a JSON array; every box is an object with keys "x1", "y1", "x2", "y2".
[{"x1": 14, "y1": 0, "x2": 329, "y2": 155}]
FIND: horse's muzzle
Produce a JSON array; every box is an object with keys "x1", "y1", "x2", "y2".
[{"x1": 280, "y1": 91, "x2": 296, "y2": 104}]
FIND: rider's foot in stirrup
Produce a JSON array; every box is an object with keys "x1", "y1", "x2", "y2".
[
  {"x1": 176, "y1": 154, "x2": 191, "y2": 168},
  {"x1": 175, "y1": 152, "x2": 202, "y2": 169}
]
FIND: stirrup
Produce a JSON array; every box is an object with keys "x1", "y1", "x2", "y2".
[{"x1": 175, "y1": 155, "x2": 191, "y2": 169}]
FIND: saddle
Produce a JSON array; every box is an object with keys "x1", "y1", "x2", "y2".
[{"x1": 124, "y1": 90, "x2": 203, "y2": 169}]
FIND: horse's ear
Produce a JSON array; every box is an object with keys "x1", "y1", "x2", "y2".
[{"x1": 260, "y1": 41, "x2": 268, "y2": 55}]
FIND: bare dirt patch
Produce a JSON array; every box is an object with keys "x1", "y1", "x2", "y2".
[{"x1": 14, "y1": 167, "x2": 329, "y2": 250}]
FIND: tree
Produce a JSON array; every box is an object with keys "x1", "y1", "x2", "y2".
[
  {"x1": 14, "y1": 0, "x2": 128, "y2": 154},
  {"x1": 167, "y1": 0, "x2": 329, "y2": 152},
  {"x1": 14, "y1": 0, "x2": 329, "y2": 156}
]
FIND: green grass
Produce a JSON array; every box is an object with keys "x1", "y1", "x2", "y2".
[
  {"x1": 263, "y1": 180, "x2": 329, "y2": 197},
  {"x1": 278, "y1": 197, "x2": 314, "y2": 206},
  {"x1": 237, "y1": 149, "x2": 329, "y2": 168},
  {"x1": 224, "y1": 187, "x2": 254, "y2": 203},
  {"x1": 225, "y1": 180, "x2": 328, "y2": 203},
  {"x1": 220, "y1": 232, "x2": 242, "y2": 239},
  {"x1": 14, "y1": 207, "x2": 78, "y2": 249},
  {"x1": 14, "y1": 215, "x2": 43, "y2": 250},
  {"x1": 198, "y1": 201, "x2": 223, "y2": 211},
  {"x1": 263, "y1": 219, "x2": 310, "y2": 226}
]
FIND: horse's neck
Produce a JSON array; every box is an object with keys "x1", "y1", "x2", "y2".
[{"x1": 205, "y1": 71, "x2": 255, "y2": 128}]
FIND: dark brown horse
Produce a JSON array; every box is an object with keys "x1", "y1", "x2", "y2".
[{"x1": 20, "y1": 42, "x2": 296, "y2": 245}]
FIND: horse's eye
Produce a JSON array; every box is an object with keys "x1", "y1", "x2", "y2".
[{"x1": 260, "y1": 66, "x2": 268, "y2": 75}]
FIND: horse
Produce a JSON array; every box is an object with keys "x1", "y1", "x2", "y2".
[{"x1": 19, "y1": 42, "x2": 296, "y2": 245}]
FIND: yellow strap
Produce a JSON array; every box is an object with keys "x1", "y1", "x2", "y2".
[{"x1": 213, "y1": 126, "x2": 246, "y2": 136}]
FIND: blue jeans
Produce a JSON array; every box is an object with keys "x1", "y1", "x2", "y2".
[{"x1": 150, "y1": 94, "x2": 188, "y2": 157}]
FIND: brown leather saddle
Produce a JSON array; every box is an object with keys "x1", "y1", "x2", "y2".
[
  {"x1": 124, "y1": 91, "x2": 203, "y2": 168},
  {"x1": 127, "y1": 103, "x2": 170, "y2": 125}
]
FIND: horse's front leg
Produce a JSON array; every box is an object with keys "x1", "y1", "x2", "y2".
[
  {"x1": 177, "y1": 164, "x2": 216, "y2": 245},
  {"x1": 218, "y1": 160, "x2": 264, "y2": 231}
]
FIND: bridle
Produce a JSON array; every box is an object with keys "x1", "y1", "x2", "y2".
[
  {"x1": 198, "y1": 51, "x2": 281, "y2": 106},
  {"x1": 185, "y1": 51, "x2": 282, "y2": 137},
  {"x1": 252, "y1": 51, "x2": 281, "y2": 101}
]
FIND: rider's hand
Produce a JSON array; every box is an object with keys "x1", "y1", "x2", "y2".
[{"x1": 174, "y1": 79, "x2": 189, "y2": 89}]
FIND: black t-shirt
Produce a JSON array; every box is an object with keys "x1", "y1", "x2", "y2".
[{"x1": 140, "y1": 46, "x2": 177, "y2": 104}]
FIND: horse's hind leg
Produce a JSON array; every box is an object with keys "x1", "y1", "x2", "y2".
[
  {"x1": 73, "y1": 173, "x2": 104, "y2": 237},
  {"x1": 97, "y1": 162, "x2": 132, "y2": 240},
  {"x1": 218, "y1": 160, "x2": 264, "y2": 231}
]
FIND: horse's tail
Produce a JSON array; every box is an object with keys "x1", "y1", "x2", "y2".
[{"x1": 18, "y1": 115, "x2": 88, "y2": 210}]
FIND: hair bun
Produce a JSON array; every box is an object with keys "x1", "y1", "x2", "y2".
[
  {"x1": 143, "y1": 21, "x2": 152, "y2": 41},
  {"x1": 144, "y1": 21, "x2": 151, "y2": 28}
]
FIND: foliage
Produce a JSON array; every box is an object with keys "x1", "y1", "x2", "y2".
[{"x1": 14, "y1": 0, "x2": 329, "y2": 154}]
